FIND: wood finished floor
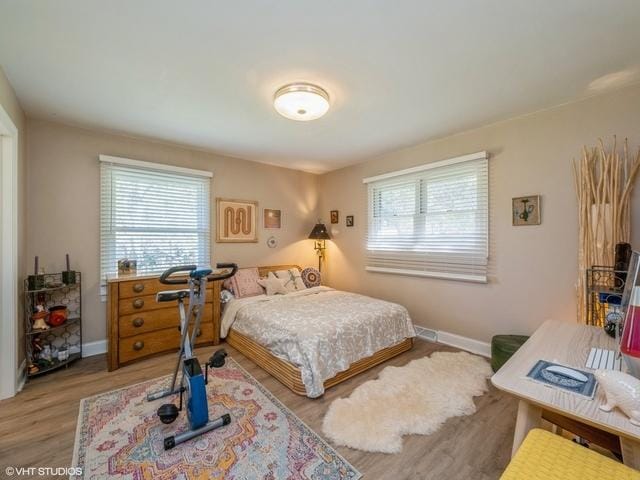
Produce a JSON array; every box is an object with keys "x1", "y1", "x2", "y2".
[{"x1": 0, "y1": 339, "x2": 517, "y2": 479}]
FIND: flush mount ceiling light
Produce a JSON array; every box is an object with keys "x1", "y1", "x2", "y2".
[{"x1": 273, "y1": 83, "x2": 330, "y2": 121}]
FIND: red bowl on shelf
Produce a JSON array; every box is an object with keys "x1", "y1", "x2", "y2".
[{"x1": 47, "y1": 305, "x2": 68, "y2": 327}]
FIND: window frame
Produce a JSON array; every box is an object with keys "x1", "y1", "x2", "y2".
[
  {"x1": 363, "y1": 151, "x2": 489, "y2": 283},
  {"x1": 99, "y1": 155, "x2": 212, "y2": 295}
]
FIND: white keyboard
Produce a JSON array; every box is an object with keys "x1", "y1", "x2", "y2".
[{"x1": 585, "y1": 347, "x2": 622, "y2": 371}]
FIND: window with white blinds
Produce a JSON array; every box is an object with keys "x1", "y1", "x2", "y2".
[
  {"x1": 364, "y1": 151, "x2": 489, "y2": 283},
  {"x1": 100, "y1": 156, "x2": 211, "y2": 292}
]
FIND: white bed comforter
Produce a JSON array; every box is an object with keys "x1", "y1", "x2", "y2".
[{"x1": 221, "y1": 286, "x2": 415, "y2": 397}]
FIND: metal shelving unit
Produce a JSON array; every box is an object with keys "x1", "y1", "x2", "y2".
[
  {"x1": 586, "y1": 266, "x2": 626, "y2": 334},
  {"x1": 24, "y1": 272, "x2": 82, "y2": 379}
]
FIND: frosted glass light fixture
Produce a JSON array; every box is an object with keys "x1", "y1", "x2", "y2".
[{"x1": 273, "y1": 83, "x2": 330, "y2": 121}]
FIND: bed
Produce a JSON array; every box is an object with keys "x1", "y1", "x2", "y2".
[{"x1": 217, "y1": 265, "x2": 415, "y2": 397}]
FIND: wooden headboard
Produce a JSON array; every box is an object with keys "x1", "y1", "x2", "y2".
[
  {"x1": 212, "y1": 264, "x2": 302, "y2": 342},
  {"x1": 256, "y1": 264, "x2": 302, "y2": 278}
]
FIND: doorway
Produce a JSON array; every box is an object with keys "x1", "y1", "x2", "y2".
[{"x1": 0, "y1": 104, "x2": 18, "y2": 399}]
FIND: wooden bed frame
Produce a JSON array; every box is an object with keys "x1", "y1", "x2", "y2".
[{"x1": 216, "y1": 264, "x2": 414, "y2": 396}]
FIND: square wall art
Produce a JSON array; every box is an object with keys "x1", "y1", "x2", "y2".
[
  {"x1": 264, "y1": 208, "x2": 281, "y2": 229},
  {"x1": 512, "y1": 195, "x2": 541, "y2": 226},
  {"x1": 216, "y1": 198, "x2": 258, "y2": 242}
]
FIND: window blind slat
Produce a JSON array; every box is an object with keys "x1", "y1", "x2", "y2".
[
  {"x1": 366, "y1": 155, "x2": 488, "y2": 282},
  {"x1": 100, "y1": 161, "x2": 211, "y2": 292}
]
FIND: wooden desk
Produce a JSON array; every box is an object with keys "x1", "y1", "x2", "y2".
[{"x1": 492, "y1": 319, "x2": 640, "y2": 469}]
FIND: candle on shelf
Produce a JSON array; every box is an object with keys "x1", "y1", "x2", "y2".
[{"x1": 62, "y1": 253, "x2": 76, "y2": 285}]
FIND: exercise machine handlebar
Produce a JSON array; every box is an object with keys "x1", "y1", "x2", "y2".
[{"x1": 159, "y1": 263, "x2": 238, "y2": 285}]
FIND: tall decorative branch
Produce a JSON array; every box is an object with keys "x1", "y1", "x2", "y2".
[{"x1": 573, "y1": 137, "x2": 640, "y2": 324}]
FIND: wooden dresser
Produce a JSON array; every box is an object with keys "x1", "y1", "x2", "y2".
[{"x1": 106, "y1": 273, "x2": 221, "y2": 371}]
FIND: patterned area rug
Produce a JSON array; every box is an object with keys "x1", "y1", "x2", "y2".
[{"x1": 72, "y1": 357, "x2": 360, "y2": 479}]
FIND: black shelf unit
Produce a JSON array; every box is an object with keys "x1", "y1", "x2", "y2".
[
  {"x1": 24, "y1": 272, "x2": 82, "y2": 379},
  {"x1": 586, "y1": 266, "x2": 626, "y2": 329}
]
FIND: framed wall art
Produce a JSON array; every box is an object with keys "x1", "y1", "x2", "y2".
[
  {"x1": 330, "y1": 210, "x2": 339, "y2": 224},
  {"x1": 512, "y1": 195, "x2": 541, "y2": 226},
  {"x1": 346, "y1": 215, "x2": 354, "y2": 227},
  {"x1": 216, "y1": 198, "x2": 258, "y2": 242},
  {"x1": 263, "y1": 208, "x2": 281, "y2": 229}
]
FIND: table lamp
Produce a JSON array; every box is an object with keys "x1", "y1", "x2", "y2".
[{"x1": 308, "y1": 222, "x2": 330, "y2": 271}]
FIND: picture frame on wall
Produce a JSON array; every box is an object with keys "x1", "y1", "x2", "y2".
[
  {"x1": 330, "y1": 210, "x2": 339, "y2": 224},
  {"x1": 512, "y1": 195, "x2": 541, "y2": 226},
  {"x1": 216, "y1": 198, "x2": 259, "y2": 242},
  {"x1": 346, "y1": 215, "x2": 354, "y2": 227},
  {"x1": 263, "y1": 208, "x2": 282, "y2": 229}
]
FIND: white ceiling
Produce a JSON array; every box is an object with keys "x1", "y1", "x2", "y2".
[{"x1": 1, "y1": 1, "x2": 640, "y2": 173}]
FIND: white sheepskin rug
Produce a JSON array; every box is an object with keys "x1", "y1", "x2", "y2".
[{"x1": 322, "y1": 351, "x2": 492, "y2": 453}]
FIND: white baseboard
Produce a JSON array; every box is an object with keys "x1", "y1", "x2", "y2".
[
  {"x1": 415, "y1": 326, "x2": 491, "y2": 358},
  {"x1": 82, "y1": 339, "x2": 108, "y2": 358},
  {"x1": 15, "y1": 359, "x2": 26, "y2": 393},
  {"x1": 75, "y1": 332, "x2": 490, "y2": 360},
  {"x1": 436, "y1": 330, "x2": 491, "y2": 357}
]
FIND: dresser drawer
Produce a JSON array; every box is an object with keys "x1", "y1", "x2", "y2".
[
  {"x1": 118, "y1": 290, "x2": 214, "y2": 315},
  {"x1": 119, "y1": 277, "x2": 212, "y2": 298},
  {"x1": 119, "y1": 303, "x2": 213, "y2": 337},
  {"x1": 119, "y1": 321, "x2": 214, "y2": 364}
]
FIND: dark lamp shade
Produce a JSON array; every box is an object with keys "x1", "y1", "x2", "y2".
[{"x1": 308, "y1": 223, "x2": 330, "y2": 240}]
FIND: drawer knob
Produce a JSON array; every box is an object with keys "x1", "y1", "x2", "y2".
[
  {"x1": 132, "y1": 317, "x2": 144, "y2": 328},
  {"x1": 133, "y1": 299, "x2": 144, "y2": 309},
  {"x1": 133, "y1": 283, "x2": 145, "y2": 293},
  {"x1": 133, "y1": 340, "x2": 144, "y2": 351}
]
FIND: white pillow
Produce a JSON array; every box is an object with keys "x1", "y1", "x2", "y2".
[
  {"x1": 275, "y1": 268, "x2": 307, "y2": 292},
  {"x1": 258, "y1": 272, "x2": 289, "y2": 296},
  {"x1": 220, "y1": 289, "x2": 235, "y2": 304}
]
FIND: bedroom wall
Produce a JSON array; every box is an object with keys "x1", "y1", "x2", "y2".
[
  {"x1": 26, "y1": 119, "x2": 320, "y2": 344},
  {"x1": 318, "y1": 83, "x2": 640, "y2": 344},
  {"x1": 0, "y1": 67, "x2": 27, "y2": 366}
]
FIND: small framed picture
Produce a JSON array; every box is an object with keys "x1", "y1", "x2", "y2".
[
  {"x1": 117, "y1": 259, "x2": 137, "y2": 275},
  {"x1": 330, "y1": 210, "x2": 339, "y2": 224},
  {"x1": 346, "y1": 215, "x2": 354, "y2": 227},
  {"x1": 263, "y1": 208, "x2": 281, "y2": 229},
  {"x1": 512, "y1": 195, "x2": 541, "y2": 226}
]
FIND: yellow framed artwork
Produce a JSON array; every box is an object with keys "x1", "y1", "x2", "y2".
[{"x1": 216, "y1": 198, "x2": 258, "y2": 243}]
